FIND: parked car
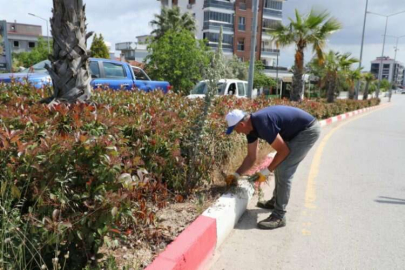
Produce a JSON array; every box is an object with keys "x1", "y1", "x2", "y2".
[
  {"x1": 0, "y1": 58, "x2": 171, "y2": 93},
  {"x1": 187, "y1": 79, "x2": 254, "y2": 99},
  {"x1": 401, "y1": 89, "x2": 405, "y2": 94}
]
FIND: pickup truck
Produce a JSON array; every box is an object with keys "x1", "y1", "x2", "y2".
[
  {"x1": 187, "y1": 79, "x2": 256, "y2": 99},
  {"x1": 0, "y1": 58, "x2": 171, "y2": 93}
]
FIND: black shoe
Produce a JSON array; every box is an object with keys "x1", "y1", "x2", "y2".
[
  {"x1": 257, "y1": 215, "x2": 286, "y2": 230},
  {"x1": 256, "y1": 200, "x2": 275, "y2": 210}
]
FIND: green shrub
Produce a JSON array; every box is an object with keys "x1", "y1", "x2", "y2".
[{"x1": 0, "y1": 82, "x2": 380, "y2": 268}]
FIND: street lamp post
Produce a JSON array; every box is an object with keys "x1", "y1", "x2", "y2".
[
  {"x1": 355, "y1": 0, "x2": 369, "y2": 100},
  {"x1": 247, "y1": 0, "x2": 259, "y2": 99},
  {"x1": 384, "y1": 34, "x2": 405, "y2": 89},
  {"x1": 28, "y1": 13, "x2": 50, "y2": 54},
  {"x1": 367, "y1": 10, "x2": 405, "y2": 98}
]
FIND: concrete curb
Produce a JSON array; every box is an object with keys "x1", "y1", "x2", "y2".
[
  {"x1": 318, "y1": 106, "x2": 378, "y2": 127},
  {"x1": 146, "y1": 104, "x2": 380, "y2": 270}
]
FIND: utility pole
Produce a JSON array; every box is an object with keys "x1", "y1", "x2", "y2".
[
  {"x1": 376, "y1": 17, "x2": 389, "y2": 98},
  {"x1": 276, "y1": 51, "x2": 280, "y2": 97},
  {"x1": 247, "y1": 0, "x2": 259, "y2": 99},
  {"x1": 355, "y1": 0, "x2": 369, "y2": 100},
  {"x1": 367, "y1": 10, "x2": 405, "y2": 97}
]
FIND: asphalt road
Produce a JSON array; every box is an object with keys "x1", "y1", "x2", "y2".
[{"x1": 210, "y1": 95, "x2": 405, "y2": 270}]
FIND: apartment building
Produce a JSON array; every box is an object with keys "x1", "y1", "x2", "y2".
[
  {"x1": 3, "y1": 21, "x2": 49, "y2": 54},
  {"x1": 159, "y1": 0, "x2": 283, "y2": 67},
  {"x1": 370, "y1": 56, "x2": 405, "y2": 86}
]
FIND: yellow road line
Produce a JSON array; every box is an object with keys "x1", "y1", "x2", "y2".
[{"x1": 304, "y1": 104, "x2": 391, "y2": 209}]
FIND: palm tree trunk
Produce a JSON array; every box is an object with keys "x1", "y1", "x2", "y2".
[
  {"x1": 327, "y1": 74, "x2": 335, "y2": 103},
  {"x1": 363, "y1": 81, "x2": 370, "y2": 100},
  {"x1": 348, "y1": 84, "x2": 355, "y2": 99},
  {"x1": 291, "y1": 47, "x2": 304, "y2": 102},
  {"x1": 44, "y1": 0, "x2": 94, "y2": 104}
]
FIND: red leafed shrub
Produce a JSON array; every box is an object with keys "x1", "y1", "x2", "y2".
[{"x1": 0, "y1": 82, "x2": 379, "y2": 269}]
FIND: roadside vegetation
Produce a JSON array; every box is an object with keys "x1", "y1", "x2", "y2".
[
  {"x1": 0, "y1": 3, "x2": 385, "y2": 269},
  {"x1": 0, "y1": 81, "x2": 380, "y2": 269}
]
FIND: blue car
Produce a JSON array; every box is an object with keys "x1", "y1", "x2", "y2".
[{"x1": 0, "y1": 58, "x2": 171, "y2": 93}]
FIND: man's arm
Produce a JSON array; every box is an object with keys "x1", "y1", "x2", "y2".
[
  {"x1": 236, "y1": 139, "x2": 258, "y2": 175},
  {"x1": 268, "y1": 134, "x2": 290, "y2": 172}
]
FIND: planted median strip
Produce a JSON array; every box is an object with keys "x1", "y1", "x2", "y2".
[{"x1": 0, "y1": 83, "x2": 380, "y2": 269}]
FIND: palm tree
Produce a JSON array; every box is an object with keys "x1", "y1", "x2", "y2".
[
  {"x1": 347, "y1": 69, "x2": 362, "y2": 100},
  {"x1": 362, "y1": 72, "x2": 375, "y2": 100},
  {"x1": 269, "y1": 9, "x2": 341, "y2": 101},
  {"x1": 43, "y1": 0, "x2": 94, "y2": 104},
  {"x1": 150, "y1": 6, "x2": 196, "y2": 40},
  {"x1": 310, "y1": 51, "x2": 357, "y2": 103}
]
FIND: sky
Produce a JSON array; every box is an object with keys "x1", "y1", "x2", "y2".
[{"x1": 1, "y1": 0, "x2": 405, "y2": 70}]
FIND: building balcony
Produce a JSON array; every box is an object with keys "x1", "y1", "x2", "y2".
[
  {"x1": 203, "y1": 21, "x2": 234, "y2": 32},
  {"x1": 203, "y1": 0, "x2": 234, "y2": 10},
  {"x1": 263, "y1": 8, "x2": 282, "y2": 18},
  {"x1": 261, "y1": 48, "x2": 280, "y2": 56}
]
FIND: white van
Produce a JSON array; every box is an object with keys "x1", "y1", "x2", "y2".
[{"x1": 188, "y1": 79, "x2": 254, "y2": 99}]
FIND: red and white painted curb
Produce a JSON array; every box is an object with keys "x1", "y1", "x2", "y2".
[
  {"x1": 318, "y1": 106, "x2": 377, "y2": 127},
  {"x1": 146, "y1": 105, "x2": 379, "y2": 270}
]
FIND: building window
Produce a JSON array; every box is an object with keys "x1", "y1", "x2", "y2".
[
  {"x1": 239, "y1": 0, "x2": 247, "y2": 10},
  {"x1": 264, "y1": 0, "x2": 283, "y2": 10},
  {"x1": 238, "y1": 17, "x2": 246, "y2": 31},
  {"x1": 237, "y1": 39, "x2": 245, "y2": 51},
  {"x1": 204, "y1": 11, "x2": 234, "y2": 24},
  {"x1": 263, "y1": 19, "x2": 280, "y2": 30},
  {"x1": 29, "y1": 42, "x2": 36, "y2": 48},
  {"x1": 205, "y1": 32, "x2": 233, "y2": 45},
  {"x1": 13, "y1": 41, "x2": 19, "y2": 47},
  {"x1": 189, "y1": 0, "x2": 195, "y2": 4}
]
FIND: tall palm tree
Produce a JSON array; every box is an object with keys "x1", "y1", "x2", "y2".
[
  {"x1": 362, "y1": 72, "x2": 375, "y2": 100},
  {"x1": 43, "y1": 0, "x2": 94, "y2": 104},
  {"x1": 269, "y1": 9, "x2": 341, "y2": 101},
  {"x1": 150, "y1": 6, "x2": 196, "y2": 40}
]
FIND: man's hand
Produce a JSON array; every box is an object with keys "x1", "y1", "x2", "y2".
[
  {"x1": 254, "y1": 168, "x2": 272, "y2": 183},
  {"x1": 225, "y1": 172, "x2": 241, "y2": 187}
]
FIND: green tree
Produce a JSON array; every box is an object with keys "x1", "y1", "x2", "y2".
[
  {"x1": 150, "y1": 6, "x2": 196, "y2": 40},
  {"x1": 362, "y1": 72, "x2": 375, "y2": 100},
  {"x1": 145, "y1": 29, "x2": 210, "y2": 95},
  {"x1": 0, "y1": 34, "x2": 3, "y2": 55},
  {"x1": 379, "y1": 79, "x2": 391, "y2": 92},
  {"x1": 210, "y1": 27, "x2": 248, "y2": 80},
  {"x1": 90, "y1": 33, "x2": 110, "y2": 59},
  {"x1": 226, "y1": 56, "x2": 248, "y2": 80},
  {"x1": 269, "y1": 9, "x2": 341, "y2": 101},
  {"x1": 253, "y1": 61, "x2": 277, "y2": 90},
  {"x1": 13, "y1": 37, "x2": 51, "y2": 68}
]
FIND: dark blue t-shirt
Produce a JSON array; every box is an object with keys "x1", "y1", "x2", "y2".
[{"x1": 247, "y1": 105, "x2": 315, "y2": 144}]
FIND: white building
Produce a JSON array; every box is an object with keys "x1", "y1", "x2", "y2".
[
  {"x1": 371, "y1": 56, "x2": 405, "y2": 86},
  {"x1": 115, "y1": 35, "x2": 150, "y2": 62}
]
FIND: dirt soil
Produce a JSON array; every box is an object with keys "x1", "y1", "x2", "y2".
[{"x1": 103, "y1": 143, "x2": 275, "y2": 269}]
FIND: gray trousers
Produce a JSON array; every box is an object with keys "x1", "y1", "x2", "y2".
[{"x1": 271, "y1": 121, "x2": 321, "y2": 218}]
